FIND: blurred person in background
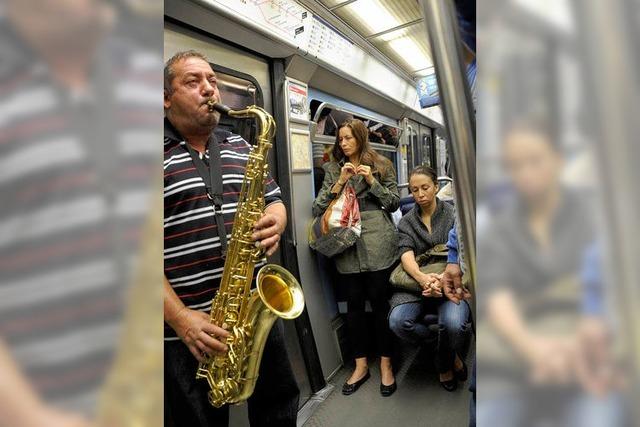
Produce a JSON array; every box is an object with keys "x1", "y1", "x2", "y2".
[
  {"x1": 577, "y1": 244, "x2": 626, "y2": 399},
  {"x1": 0, "y1": 0, "x2": 161, "y2": 425},
  {"x1": 476, "y1": 121, "x2": 626, "y2": 426}
]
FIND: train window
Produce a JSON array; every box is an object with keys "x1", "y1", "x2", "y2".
[
  {"x1": 406, "y1": 125, "x2": 414, "y2": 171},
  {"x1": 406, "y1": 125, "x2": 436, "y2": 171},
  {"x1": 376, "y1": 149, "x2": 397, "y2": 171},
  {"x1": 423, "y1": 134, "x2": 433, "y2": 167},
  {"x1": 411, "y1": 128, "x2": 420, "y2": 169},
  {"x1": 310, "y1": 103, "x2": 400, "y2": 148},
  {"x1": 313, "y1": 107, "x2": 354, "y2": 138},
  {"x1": 369, "y1": 123, "x2": 400, "y2": 147},
  {"x1": 211, "y1": 65, "x2": 264, "y2": 145},
  {"x1": 320, "y1": 114, "x2": 399, "y2": 148}
]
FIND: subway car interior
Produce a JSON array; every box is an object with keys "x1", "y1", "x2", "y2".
[{"x1": 165, "y1": 0, "x2": 475, "y2": 425}]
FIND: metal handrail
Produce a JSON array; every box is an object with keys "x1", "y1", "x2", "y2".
[{"x1": 420, "y1": 0, "x2": 477, "y2": 289}]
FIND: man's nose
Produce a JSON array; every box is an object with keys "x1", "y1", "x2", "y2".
[{"x1": 202, "y1": 81, "x2": 215, "y2": 96}]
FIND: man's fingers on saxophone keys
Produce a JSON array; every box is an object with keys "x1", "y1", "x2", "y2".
[
  {"x1": 257, "y1": 233, "x2": 280, "y2": 255},
  {"x1": 265, "y1": 240, "x2": 279, "y2": 257},
  {"x1": 192, "y1": 342, "x2": 207, "y2": 363},
  {"x1": 253, "y1": 212, "x2": 278, "y2": 230},
  {"x1": 200, "y1": 331, "x2": 228, "y2": 354},
  {"x1": 252, "y1": 224, "x2": 279, "y2": 243},
  {"x1": 202, "y1": 322, "x2": 230, "y2": 339}
]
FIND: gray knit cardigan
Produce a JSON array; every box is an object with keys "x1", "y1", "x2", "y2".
[{"x1": 391, "y1": 199, "x2": 456, "y2": 309}]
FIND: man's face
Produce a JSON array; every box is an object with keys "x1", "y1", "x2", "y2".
[{"x1": 164, "y1": 57, "x2": 221, "y2": 133}]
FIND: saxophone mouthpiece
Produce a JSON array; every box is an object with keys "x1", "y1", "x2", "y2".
[{"x1": 207, "y1": 100, "x2": 232, "y2": 115}]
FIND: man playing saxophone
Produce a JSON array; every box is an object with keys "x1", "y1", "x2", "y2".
[{"x1": 163, "y1": 50, "x2": 299, "y2": 427}]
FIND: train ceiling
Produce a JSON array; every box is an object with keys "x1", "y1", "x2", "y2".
[{"x1": 316, "y1": 0, "x2": 434, "y2": 79}]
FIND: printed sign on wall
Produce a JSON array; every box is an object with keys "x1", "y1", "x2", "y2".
[
  {"x1": 287, "y1": 80, "x2": 309, "y2": 121},
  {"x1": 417, "y1": 73, "x2": 440, "y2": 109}
]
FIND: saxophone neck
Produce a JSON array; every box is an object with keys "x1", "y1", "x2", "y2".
[{"x1": 207, "y1": 101, "x2": 276, "y2": 143}]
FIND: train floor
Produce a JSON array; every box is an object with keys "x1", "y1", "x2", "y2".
[{"x1": 299, "y1": 341, "x2": 474, "y2": 427}]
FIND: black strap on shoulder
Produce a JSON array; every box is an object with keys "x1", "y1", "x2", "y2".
[{"x1": 185, "y1": 134, "x2": 228, "y2": 258}]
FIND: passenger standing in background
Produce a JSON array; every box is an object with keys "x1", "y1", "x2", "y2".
[
  {"x1": 313, "y1": 119, "x2": 400, "y2": 397},
  {"x1": 388, "y1": 166, "x2": 471, "y2": 391}
]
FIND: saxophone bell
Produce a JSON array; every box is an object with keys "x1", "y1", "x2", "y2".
[{"x1": 257, "y1": 265, "x2": 305, "y2": 320}]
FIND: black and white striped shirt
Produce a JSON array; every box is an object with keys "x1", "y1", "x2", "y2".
[
  {"x1": 163, "y1": 119, "x2": 282, "y2": 340},
  {"x1": 0, "y1": 26, "x2": 161, "y2": 414}
]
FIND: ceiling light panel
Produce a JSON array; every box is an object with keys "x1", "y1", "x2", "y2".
[
  {"x1": 335, "y1": 0, "x2": 401, "y2": 35},
  {"x1": 370, "y1": 26, "x2": 433, "y2": 74},
  {"x1": 387, "y1": 36, "x2": 432, "y2": 71},
  {"x1": 320, "y1": 0, "x2": 352, "y2": 8}
]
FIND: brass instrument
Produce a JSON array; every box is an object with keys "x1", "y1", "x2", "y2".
[
  {"x1": 96, "y1": 187, "x2": 163, "y2": 427},
  {"x1": 196, "y1": 100, "x2": 305, "y2": 408}
]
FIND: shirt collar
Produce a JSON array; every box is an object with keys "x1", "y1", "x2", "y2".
[
  {"x1": 164, "y1": 117, "x2": 183, "y2": 143},
  {"x1": 164, "y1": 117, "x2": 234, "y2": 149}
]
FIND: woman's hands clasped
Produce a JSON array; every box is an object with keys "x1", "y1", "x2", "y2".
[
  {"x1": 338, "y1": 162, "x2": 357, "y2": 185},
  {"x1": 339, "y1": 162, "x2": 376, "y2": 186},
  {"x1": 355, "y1": 164, "x2": 375, "y2": 185},
  {"x1": 418, "y1": 272, "x2": 443, "y2": 297}
]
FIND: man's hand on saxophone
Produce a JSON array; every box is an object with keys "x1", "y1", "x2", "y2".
[
  {"x1": 252, "y1": 202, "x2": 287, "y2": 257},
  {"x1": 164, "y1": 277, "x2": 229, "y2": 363},
  {"x1": 173, "y1": 309, "x2": 230, "y2": 363}
]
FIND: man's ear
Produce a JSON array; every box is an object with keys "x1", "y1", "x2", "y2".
[{"x1": 164, "y1": 89, "x2": 171, "y2": 110}]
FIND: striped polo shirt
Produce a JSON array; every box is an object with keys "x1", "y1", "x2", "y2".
[
  {"x1": 163, "y1": 119, "x2": 282, "y2": 340},
  {"x1": 0, "y1": 26, "x2": 161, "y2": 414}
]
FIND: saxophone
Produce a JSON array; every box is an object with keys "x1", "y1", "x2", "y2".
[
  {"x1": 196, "y1": 100, "x2": 305, "y2": 408},
  {"x1": 96, "y1": 186, "x2": 163, "y2": 427}
]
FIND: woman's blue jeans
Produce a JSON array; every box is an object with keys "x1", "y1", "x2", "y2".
[{"x1": 389, "y1": 298, "x2": 471, "y2": 372}]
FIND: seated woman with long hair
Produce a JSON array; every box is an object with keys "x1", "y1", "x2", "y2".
[{"x1": 388, "y1": 165, "x2": 471, "y2": 391}]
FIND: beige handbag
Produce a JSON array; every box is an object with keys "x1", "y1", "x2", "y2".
[{"x1": 389, "y1": 244, "x2": 449, "y2": 294}]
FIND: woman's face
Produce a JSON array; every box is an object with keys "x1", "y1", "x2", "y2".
[
  {"x1": 503, "y1": 131, "x2": 562, "y2": 202},
  {"x1": 338, "y1": 126, "x2": 359, "y2": 159},
  {"x1": 409, "y1": 173, "x2": 438, "y2": 208}
]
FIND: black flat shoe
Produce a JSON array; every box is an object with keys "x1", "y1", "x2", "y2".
[
  {"x1": 380, "y1": 381, "x2": 397, "y2": 397},
  {"x1": 439, "y1": 378, "x2": 457, "y2": 392},
  {"x1": 454, "y1": 359, "x2": 468, "y2": 382},
  {"x1": 342, "y1": 370, "x2": 370, "y2": 395}
]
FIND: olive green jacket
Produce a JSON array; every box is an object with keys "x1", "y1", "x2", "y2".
[{"x1": 312, "y1": 161, "x2": 400, "y2": 274}]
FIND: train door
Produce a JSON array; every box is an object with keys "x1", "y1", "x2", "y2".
[
  {"x1": 406, "y1": 120, "x2": 438, "y2": 172},
  {"x1": 164, "y1": 23, "x2": 314, "y2": 417},
  {"x1": 397, "y1": 119, "x2": 410, "y2": 197},
  {"x1": 405, "y1": 122, "x2": 416, "y2": 176},
  {"x1": 277, "y1": 85, "x2": 345, "y2": 393}
]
